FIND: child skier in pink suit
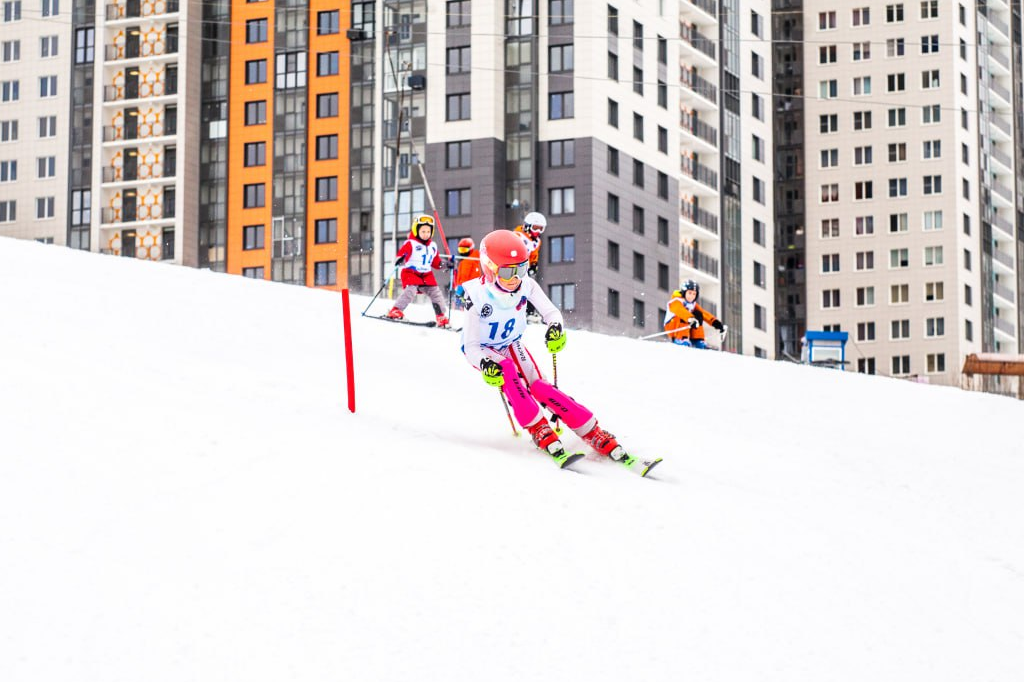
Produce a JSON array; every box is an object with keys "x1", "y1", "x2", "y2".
[{"x1": 460, "y1": 229, "x2": 659, "y2": 476}]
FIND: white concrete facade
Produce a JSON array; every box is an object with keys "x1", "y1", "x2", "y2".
[{"x1": 0, "y1": 0, "x2": 72, "y2": 243}]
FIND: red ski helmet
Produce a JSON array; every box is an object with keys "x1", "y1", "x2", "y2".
[
  {"x1": 480, "y1": 230, "x2": 530, "y2": 291},
  {"x1": 457, "y1": 237, "x2": 475, "y2": 255}
]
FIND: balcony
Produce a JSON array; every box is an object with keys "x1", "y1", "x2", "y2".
[
  {"x1": 989, "y1": 79, "x2": 1012, "y2": 109},
  {"x1": 681, "y1": 156, "x2": 719, "y2": 192},
  {"x1": 989, "y1": 111, "x2": 1012, "y2": 141},
  {"x1": 680, "y1": 22, "x2": 716, "y2": 66},
  {"x1": 680, "y1": 110, "x2": 718, "y2": 150},
  {"x1": 986, "y1": 13, "x2": 1010, "y2": 43},
  {"x1": 682, "y1": 0, "x2": 718, "y2": 25},
  {"x1": 992, "y1": 247, "x2": 1015, "y2": 271},
  {"x1": 994, "y1": 282, "x2": 1016, "y2": 305},
  {"x1": 994, "y1": 316, "x2": 1016, "y2": 338},
  {"x1": 987, "y1": 46, "x2": 1011, "y2": 75},
  {"x1": 105, "y1": 0, "x2": 179, "y2": 21},
  {"x1": 681, "y1": 69, "x2": 718, "y2": 107},
  {"x1": 680, "y1": 200, "x2": 719, "y2": 237},
  {"x1": 990, "y1": 145, "x2": 1013, "y2": 173},
  {"x1": 681, "y1": 243, "x2": 720, "y2": 279},
  {"x1": 991, "y1": 180, "x2": 1014, "y2": 208},
  {"x1": 992, "y1": 213, "x2": 1014, "y2": 237}
]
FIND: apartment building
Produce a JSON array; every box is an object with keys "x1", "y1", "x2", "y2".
[
  {"x1": 348, "y1": 1, "x2": 775, "y2": 348},
  {"x1": 0, "y1": 0, "x2": 71, "y2": 243},
  {"x1": 802, "y1": 1, "x2": 1022, "y2": 386}
]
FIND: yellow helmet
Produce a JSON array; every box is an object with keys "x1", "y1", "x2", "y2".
[{"x1": 410, "y1": 214, "x2": 435, "y2": 239}]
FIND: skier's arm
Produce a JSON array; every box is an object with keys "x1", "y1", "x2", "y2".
[
  {"x1": 526, "y1": 281, "x2": 564, "y2": 328},
  {"x1": 393, "y1": 241, "x2": 412, "y2": 268},
  {"x1": 698, "y1": 304, "x2": 725, "y2": 332},
  {"x1": 461, "y1": 299, "x2": 487, "y2": 369}
]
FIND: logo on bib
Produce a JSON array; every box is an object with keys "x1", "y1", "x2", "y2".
[{"x1": 480, "y1": 304, "x2": 493, "y2": 318}]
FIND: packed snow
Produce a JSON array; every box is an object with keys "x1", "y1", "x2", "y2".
[{"x1": 1, "y1": 236, "x2": 1022, "y2": 682}]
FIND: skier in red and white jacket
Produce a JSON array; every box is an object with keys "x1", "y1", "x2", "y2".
[
  {"x1": 460, "y1": 229, "x2": 660, "y2": 475},
  {"x1": 388, "y1": 214, "x2": 452, "y2": 327}
]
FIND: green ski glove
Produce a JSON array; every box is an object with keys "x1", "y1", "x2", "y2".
[
  {"x1": 480, "y1": 358, "x2": 504, "y2": 387},
  {"x1": 545, "y1": 323, "x2": 566, "y2": 353}
]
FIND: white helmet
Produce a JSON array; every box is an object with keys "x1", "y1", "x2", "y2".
[{"x1": 523, "y1": 211, "x2": 547, "y2": 234}]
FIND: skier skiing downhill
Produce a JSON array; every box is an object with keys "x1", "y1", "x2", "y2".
[
  {"x1": 387, "y1": 215, "x2": 453, "y2": 327},
  {"x1": 663, "y1": 279, "x2": 725, "y2": 349},
  {"x1": 460, "y1": 229, "x2": 660, "y2": 476},
  {"x1": 512, "y1": 211, "x2": 546, "y2": 278},
  {"x1": 452, "y1": 237, "x2": 481, "y2": 310}
]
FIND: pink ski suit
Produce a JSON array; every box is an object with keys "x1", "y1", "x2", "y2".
[{"x1": 460, "y1": 277, "x2": 598, "y2": 437}]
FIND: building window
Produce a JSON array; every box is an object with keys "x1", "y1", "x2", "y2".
[
  {"x1": 922, "y1": 175, "x2": 942, "y2": 195},
  {"x1": 633, "y1": 113, "x2": 644, "y2": 141},
  {"x1": 608, "y1": 288, "x2": 620, "y2": 318},
  {"x1": 1, "y1": 80, "x2": 19, "y2": 102},
  {"x1": 853, "y1": 76, "x2": 871, "y2": 95},
  {"x1": 74, "y1": 27, "x2": 93, "y2": 63},
  {"x1": 821, "y1": 218, "x2": 839, "y2": 238},
  {"x1": 632, "y1": 251, "x2": 645, "y2": 281},
  {"x1": 890, "y1": 248, "x2": 909, "y2": 268},
  {"x1": 752, "y1": 93, "x2": 764, "y2": 120},
  {"x1": 657, "y1": 172, "x2": 669, "y2": 200},
  {"x1": 886, "y1": 3, "x2": 904, "y2": 22},
  {"x1": 632, "y1": 204, "x2": 645, "y2": 233},
  {"x1": 890, "y1": 283, "x2": 909, "y2": 304},
  {"x1": 317, "y1": 93, "x2": 339, "y2": 119},
  {"x1": 925, "y1": 281, "x2": 944, "y2": 302},
  {"x1": 751, "y1": 52, "x2": 763, "y2": 79},
  {"x1": 754, "y1": 261, "x2": 766, "y2": 288},
  {"x1": 0, "y1": 159, "x2": 15, "y2": 182},
  {"x1": 608, "y1": 240, "x2": 619, "y2": 270},
  {"x1": 891, "y1": 319, "x2": 911, "y2": 340},
  {"x1": 820, "y1": 114, "x2": 838, "y2": 133},
  {"x1": 549, "y1": 283, "x2": 576, "y2": 311},
  {"x1": 924, "y1": 245, "x2": 943, "y2": 266},
  {"x1": 818, "y1": 11, "x2": 837, "y2": 30},
  {"x1": 548, "y1": 139, "x2": 574, "y2": 167},
  {"x1": 313, "y1": 176, "x2": 337, "y2": 202},
  {"x1": 550, "y1": 0, "x2": 573, "y2": 25},
  {"x1": 820, "y1": 184, "x2": 839, "y2": 203},
  {"x1": 854, "y1": 181, "x2": 873, "y2": 201},
  {"x1": 549, "y1": 44, "x2": 573, "y2": 72},
  {"x1": 41, "y1": 0, "x2": 56, "y2": 16},
  {"x1": 658, "y1": 126, "x2": 668, "y2": 154},
  {"x1": 856, "y1": 286, "x2": 875, "y2": 306},
  {"x1": 242, "y1": 267, "x2": 265, "y2": 279},
  {"x1": 855, "y1": 251, "x2": 875, "y2": 271},
  {"x1": 315, "y1": 218, "x2": 337, "y2": 244},
  {"x1": 857, "y1": 322, "x2": 876, "y2": 342},
  {"x1": 314, "y1": 261, "x2": 337, "y2": 286},
  {"x1": 658, "y1": 262, "x2": 670, "y2": 291},
  {"x1": 854, "y1": 145, "x2": 872, "y2": 165},
  {"x1": 243, "y1": 183, "x2": 265, "y2": 208},
  {"x1": 607, "y1": 193, "x2": 619, "y2": 222},
  {"x1": 852, "y1": 7, "x2": 870, "y2": 25},
  {"x1": 549, "y1": 91, "x2": 574, "y2": 119},
  {"x1": 607, "y1": 51, "x2": 618, "y2": 80},
  {"x1": 819, "y1": 79, "x2": 838, "y2": 99},
  {"x1": 633, "y1": 66, "x2": 644, "y2": 95},
  {"x1": 243, "y1": 224, "x2": 265, "y2": 250},
  {"x1": 245, "y1": 59, "x2": 267, "y2": 84},
  {"x1": 316, "y1": 135, "x2": 338, "y2": 160},
  {"x1": 753, "y1": 177, "x2": 766, "y2": 204},
  {"x1": 819, "y1": 45, "x2": 837, "y2": 64},
  {"x1": 35, "y1": 196, "x2": 55, "y2": 219},
  {"x1": 888, "y1": 143, "x2": 906, "y2": 162},
  {"x1": 446, "y1": 46, "x2": 471, "y2": 74},
  {"x1": 317, "y1": 10, "x2": 340, "y2": 35},
  {"x1": 920, "y1": 36, "x2": 939, "y2": 55},
  {"x1": 926, "y1": 353, "x2": 945, "y2": 374},
  {"x1": 822, "y1": 289, "x2": 840, "y2": 308},
  {"x1": 608, "y1": 99, "x2": 619, "y2": 127},
  {"x1": 40, "y1": 35, "x2": 57, "y2": 58},
  {"x1": 821, "y1": 254, "x2": 840, "y2": 273},
  {"x1": 446, "y1": 188, "x2": 471, "y2": 216},
  {"x1": 753, "y1": 219, "x2": 765, "y2": 245},
  {"x1": 886, "y1": 73, "x2": 906, "y2": 92},
  {"x1": 607, "y1": 147, "x2": 619, "y2": 175},
  {"x1": 549, "y1": 187, "x2": 575, "y2": 215},
  {"x1": 921, "y1": 0, "x2": 938, "y2": 18},
  {"x1": 852, "y1": 41, "x2": 870, "y2": 61},
  {"x1": 548, "y1": 235, "x2": 575, "y2": 263},
  {"x1": 38, "y1": 116, "x2": 57, "y2": 138},
  {"x1": 891, "y1": 355, "x2": 911, "y2": 376},
  {"x1": 245, "y1": 100, "x2": 267, "y2": 125},
  {"x1": 446, "y1": 93, "x2": 471, "y2": 121},
  {"x1": 2, "y1": 0, "x2": 21, "y2": 21},
  {"x1": 853, "y1": 111, "x2": 872, "y2": 130},
  {"x1": 446, "y1": 0, "x2": 470, "y2": 27},
  {"x1": 632, "y1": 298, "x2": 645, "y2": 328},
  {"x1": 888, "y1": 178, "x2": 908, "y2": 198},
  {"x1": 855, "y1": 216, "x2": 874, "y2": 235},
  {"x1": 632, "y1": 160, "x2": 645, "y2": 188},
  {"x1": 244, "y1": 142, "x2": 266, "y2": 167},
  {"x1": 446, "y1": 140, "x2": 472, "y2": 169},
  {"x1": 0, "y1": 199, "x2": 14, "y2": 222},
  {"x1": 316, "y1": 51, "x2": 338, "y2": 77},
  {"x1": 70, "y1": 189, "x2": 89, "y2": 225},
  {"x1": 921, "y1": 104, "x2": 940, "y2": 124},
  {"x1": 886, "y1": 38, "x2": 904, "y2": 57},
  {"x1": 608, "y1": 4, "x2": 618, "y2": 34},
  {"x1": 2, "y1": 39, "x2": 20, "y2": 62},
  {"x1": 246, "y1": 18, "x2": 268, "y2": 43},
  {"x1": 36, "y1": 156, "x2": 55, "y2": 178},
  {"x1": 887, "y1": 108, "x2": 906, "y2": 127}
]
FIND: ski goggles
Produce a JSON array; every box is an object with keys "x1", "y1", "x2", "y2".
[
  {"x1": 496, "y1": 262, "x2": 529, "y2": 281},
  {"x1": 525, "y1": 223, "x2": 545, "y2": 235},
  {"x1": 458, "y1": 247, "x2": 471, "y2": 255}
]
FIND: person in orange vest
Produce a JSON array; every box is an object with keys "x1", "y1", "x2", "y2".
[
  {"x1": 663, "y1": 280, "x2": 725, "y2": 349},
  {"x1": 453, "y1": 237, "x2": 482, "y2": 309},
  {"x1": 512, "y1": 211, "x2": 546, "y2": 278}
]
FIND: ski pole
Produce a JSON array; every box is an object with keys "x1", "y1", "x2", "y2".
[
  {"x1": 550, "y1": 354, "x2": 562, "y2": 434},
  {"x1": 360, "y1": 272, "x2": 393, "y2": 317},
  {"x1": 498, "y1": 389, "x2": 520, "y2": 437}
]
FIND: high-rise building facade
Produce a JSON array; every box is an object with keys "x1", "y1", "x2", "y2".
[
  {"x1": 801, "y1": 0, "x2": 1023, "y2": 385},
  {"x1": 348, "y1": 1, "x2": 775, "y2": 348},
  {"x1": 0, "y1": 0, "x2": 71, "y2": 243}
]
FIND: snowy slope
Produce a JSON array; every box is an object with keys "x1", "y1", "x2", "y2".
[{"x1": 1, "y1": 236, "x2": 1022, "y2": 682}]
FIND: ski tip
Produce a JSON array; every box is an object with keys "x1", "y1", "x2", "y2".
[
  {"x1": 639, "y1": 458, "x2": 664, "y2": 478},
  {"x1": 557, "y1": 451, "x2": 586, "y2": 469}
]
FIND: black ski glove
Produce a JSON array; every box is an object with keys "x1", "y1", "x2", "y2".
[
  {"x1": 688, "y1": 315, "x2": 702, "y2": 329},
  {"x1": 480, "y1": 358, "x2": 504, "y2": 387},
  {"x1": 712, "y1": 319, "x2": 725, "y2": 332}
]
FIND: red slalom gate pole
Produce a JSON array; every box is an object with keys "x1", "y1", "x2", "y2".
[{"x1": 341, "y1": 288, "x2": 356, "y2": 413}]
